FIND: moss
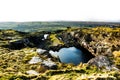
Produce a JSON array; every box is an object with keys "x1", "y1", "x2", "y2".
[
  {"x1": 22, "y1": 52, "x2": 37, "y2": 63},
  {"x1": 49, "y1": 34, "x2": 64, "y2": 46},
  {"x1": 85, "y1": 65, "x2": 99, "y2": 74},
  {"x1": 113, "y1": 51, "x2": 120, "y2": 58},
  {"x1": 112, "y1": 51, "x2": 120, "y2": 69},
  {"x1": 35, "y1": 75, "x2": 49, "y2": 80},
  {"x1": 113, "y1": 72, "x2": 120, "y2": 79},
  {"x1": 0, "y1": 73, "x2": 38, "y2": 80},
  {"x1": 0, "y1": 47, "x2": 40, "y2": 75}
]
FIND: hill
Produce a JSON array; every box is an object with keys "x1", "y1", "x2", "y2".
[{"x1": 0, "y1": 21, "x2": 120, "y2": 32}]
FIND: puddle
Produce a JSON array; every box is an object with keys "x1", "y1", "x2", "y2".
[{"x1": 57, "y1": 47, "x2": 92, "y2": 65}]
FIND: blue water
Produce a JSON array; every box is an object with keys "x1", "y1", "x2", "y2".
[{"x1": 58, "y1": 47, "x2": 86, "y2": 65}]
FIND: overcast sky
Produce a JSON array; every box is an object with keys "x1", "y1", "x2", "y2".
[{"x1": 0, "y1": 0, "x2": 120, "y2": 22}]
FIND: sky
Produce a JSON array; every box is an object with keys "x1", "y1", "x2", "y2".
[{"x1": 0, "y1": 0, "x2": 120, "y2": 22}]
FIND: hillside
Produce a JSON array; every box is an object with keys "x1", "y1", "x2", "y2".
[
  {"x1": 0, "y1": 27, "x2": 120, "y2": 79},
  {"x1": 0, "y1": 21, "x2": 120, "y2": 32}
]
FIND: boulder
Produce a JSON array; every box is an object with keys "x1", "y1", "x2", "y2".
[
  {"x1": 88, "y1": 55, "x2": 113, "y2": 70},
  {"x1": 41, "y1": 58, "x2": 57, "y2": 70},
  {"x1": 36, "y1": 48, "x2": 47, "y2": 55}
]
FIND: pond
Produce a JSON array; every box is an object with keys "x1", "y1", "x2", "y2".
[{"x1": 57, "y1": 47, "x2": 91, "y2": 65}]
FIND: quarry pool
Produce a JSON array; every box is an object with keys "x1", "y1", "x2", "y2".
[{"x1": 57, "y1": 47, "x2": 90, "y2": 65}]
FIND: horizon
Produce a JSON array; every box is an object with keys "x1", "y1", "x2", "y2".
[{"x1": 0, "y1": 21, "x2": 120, "y2": 23}]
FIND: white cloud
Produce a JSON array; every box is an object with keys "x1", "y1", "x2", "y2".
[{"x1": 0, "y1": 0, "x2": 120, "y2": 22}]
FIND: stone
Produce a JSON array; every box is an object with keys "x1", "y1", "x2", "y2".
[
  {"x1": 28, "y1": 56, "x2": 42, "y2": 64},
  {"x1": 70, "y1": 31, "x2": 75, "y2": 36},
  {"x1": 36, "y1": 48, "x2": 46, "y2": 55},
  {"x1": 42, "y1": 58, "x2": 57, "y2": 69},
  {"x1": 44, "y1": 34, "x2": 49, "y2": 39},
  {"x1": 9, "y1": 38, "x2": 30, "y2": 49},
  {"x1": 26, "y1": 70, "x2": 39, "y2": 75},
  {"x1": 49, "y1": 50, "x2": 59, "y2": 58},
  {"x1": 88, "y1": 55, "x2": 112, "y2": 70}
]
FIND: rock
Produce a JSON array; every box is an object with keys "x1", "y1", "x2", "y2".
[
  {"x1": 9, "y1": 40, "x2": 25, "y2": 49},
  {"x1": 5, "y1": 37, "x2": 14, "y2": 40},
  {"x1": 42, "y1": 38, "x2": 44, "y2": 41},
  {"x1": 49, "y1": 50, "x2": 59, "y2": 58},
  {"x1": 42, "y1": 58, "x2": 57, "y2": 69},
  {"x1": 36, "y1": 48, "x2": 47, "y2": 55},
  {"x1": 37, "y1": 58, "x2": 57, "y2": 73},
  {"x1": 9, "y1": 38, "x2": 30, "y2": 49},
  {"x1": 26, "y1": 70, "x2": 39, "y2": 75},
  {"x1": 88, "y1": 55, "x2": 113, "y2": 70},
  {"x1": 70, "y1": 31, "x2": 75, "y2": 36},
  {"x1": 28, "y1": 56, "x2": 42, "y2": 64},
  {"x1": 22, "y1": 38, "x2": 30, "y2": 46},
  {"x1": 44, "y1": 34, "x2": 49, "y2": 39}
]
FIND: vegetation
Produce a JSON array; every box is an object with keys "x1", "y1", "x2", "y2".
[
  {"x1": 0, "y1": 26, "x2": 120, "y2": 79},
  {"x1": 49, "y1": 34, "x2": 64, "y2": 46}
]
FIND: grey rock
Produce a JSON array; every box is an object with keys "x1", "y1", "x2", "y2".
[
  {"x1": 44, "y1": 34, "x2": 49, "y2": 39},
  {"x1": 42, "y1": 58, "x2": 57, "y2": 69},
  {"x1": 26, "y1": 70, "x2": 39, "y2": 75},
  {"x1": 29, "y1": 56, "x2": 42, "y2": 64},
  {"x1": 88, "y1": 55, "x2": 112, "y2": 70},
  {"x1": 49, "y1": 50, "x2": 59, "y2": 58},
  {"x1": 36, "y1": 48, "x2": 47, "y2": 55}
]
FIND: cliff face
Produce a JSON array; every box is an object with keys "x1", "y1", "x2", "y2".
[
  {"x1": 0, "y1": 27, "x2": 120, "y2": 79},
  {"x1": 57, "y1": 27, "x2": 120, "y2": 56},
  {"x1": 55, "y1": 27, "x2": 120, "y2": 69},
  {"x1": 47, "y1": 27, "x2": 120, "y2": 70}
]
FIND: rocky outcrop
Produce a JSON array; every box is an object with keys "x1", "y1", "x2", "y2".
[
  {"x1": 87, "y1": 55, "x2": 117, "y2": 70},
  {"x1": 58, "y1": 28, "x2": 120, "y2": 57},
  {"x1": 0, "y1": 28, "x2": 120, "y2": 79},
  {"x1": 2, "y1": 28, "x2": 120, "y2": 68}
]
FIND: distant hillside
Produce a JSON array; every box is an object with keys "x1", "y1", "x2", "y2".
[{"x1": 0, "y1": 21, "x2": 120, "y2": 32}]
